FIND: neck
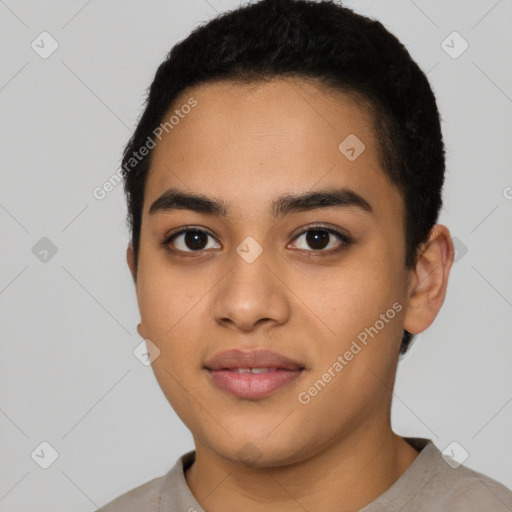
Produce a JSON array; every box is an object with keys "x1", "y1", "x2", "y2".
[{"x1": 185, "y1": 425, "x2": 419, "y2": 512}]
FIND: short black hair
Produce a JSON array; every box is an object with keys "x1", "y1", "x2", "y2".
[{"x1": 121, "y1": 0, "x2": 445, "y2": 354}]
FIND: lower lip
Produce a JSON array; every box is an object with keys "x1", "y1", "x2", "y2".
[{"x1": 206, "y1": 369, "x2": 303, "y2": 399}]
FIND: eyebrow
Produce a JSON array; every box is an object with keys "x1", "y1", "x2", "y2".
[{"x1": 149, "y1": 187, "x2": 372, "y2": 218}]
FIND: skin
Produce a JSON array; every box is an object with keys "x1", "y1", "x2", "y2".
[{"x1": 126, "y1": 77, "x2": 454, "y2": 511}]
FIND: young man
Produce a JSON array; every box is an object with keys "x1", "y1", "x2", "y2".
[{"x1": 98, "y1": 0, "x2": 512, "y2": 510}]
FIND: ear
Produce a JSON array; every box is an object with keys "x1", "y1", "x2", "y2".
[
  {"x1": 126, "y1": 243, "x2": 137, "y2": 284},
  {"x1": 127, "y1": 246, "x2": 146, "y2": 338},
  {"x1": 403, "y1": 224, "x2": 455, "y2": 335}
]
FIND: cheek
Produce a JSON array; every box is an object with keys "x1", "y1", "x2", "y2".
[
  {"x1": 291, "y1": 265, "x2": 404, "y2": 433},
  {"x1": 136, "y1": 245, "x2": 206, "y2": 336},
  {"x1": 135, "y1": 248, "x2": 227, "y2": 374},
  {"x1": 135, "y1": 261, "x2": 210, "y2": 411},
  {"x1": 290, "y1": 243, "x2": 406, "y2": 401},
  {"x1": 294, "y1": 256, "x2": 403, "y2": 342}
]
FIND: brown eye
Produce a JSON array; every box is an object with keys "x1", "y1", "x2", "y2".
[
  {"x1": 166, "y1": 229, "x2": 220, "y2": 253},
  {"x1": 289, "y1": 227, "x2": 351, "y2": 252},
  {"x1": 183, "y1": 230, "x2": 208, "y2": 250},
  {"x1": 305, "y1": 230, "x2": 331, "y2": 250}
]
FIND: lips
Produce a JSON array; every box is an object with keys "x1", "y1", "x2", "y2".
[
  {"x1": 204, "y1": 349, "x2": 304, "y2": 371},
  {"x1": 204, "y1": 349, "x2": 305, "y2": 399}
]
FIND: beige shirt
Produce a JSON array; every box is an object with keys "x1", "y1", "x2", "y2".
[{"x1": 97, "y1": 438, "x2": 512, "y2": 511}]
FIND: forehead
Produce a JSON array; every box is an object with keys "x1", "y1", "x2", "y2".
[{"x1": 144, "y1": 77, "x2": 401, "y2": 221}]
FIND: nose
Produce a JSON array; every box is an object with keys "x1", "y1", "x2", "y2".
[{"x1": 212, "y1": 251, "x2": 291, "y2": 333}]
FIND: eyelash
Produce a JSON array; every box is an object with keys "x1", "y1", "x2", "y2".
[{"x1": 161, "y1": 224, "x2": 353, "y2": 257}]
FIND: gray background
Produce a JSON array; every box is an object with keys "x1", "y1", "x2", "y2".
[{"x1": 0, "y1": 0, "x2": 511, "y2": 510}]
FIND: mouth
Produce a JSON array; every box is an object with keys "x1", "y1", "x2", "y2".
[
  {"x1": 205, "y1": 368, "x2": 305, "y2": 400},
  {"x1": 204, "y1": 349, "x2": 305, "y2": 400}
]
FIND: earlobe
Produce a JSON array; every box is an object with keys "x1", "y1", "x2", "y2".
[
  {"x1": 126, "y1": 243, "x2": 137, "y2": 284},
  {"x1": 137, "y1": 322, "x2": 146, "y2": 339},
  {"x1": 403, "y1": 225, "x2": 454, "y2": 335}
]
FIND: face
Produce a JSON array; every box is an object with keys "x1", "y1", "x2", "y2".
[{"x1": 129, "y1": 78, "x2": 414, "y2": 466}]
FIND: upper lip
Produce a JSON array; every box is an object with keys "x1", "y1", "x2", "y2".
[{"x1": 204, "y1": 349, "x2": 305, "y2": 371}]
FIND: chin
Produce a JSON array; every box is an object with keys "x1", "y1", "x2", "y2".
[{"x1": 197, "y1": 427, "x2": 314, "y2": 468}]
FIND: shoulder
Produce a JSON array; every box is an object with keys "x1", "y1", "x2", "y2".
[
  {"x1": 367, "y1": 438, "x2": 512, "y2": 512},
  {"x1": 431, "y1": 459, "x2": 512, "y2": 510},
  {"x1": 95, "y1": 450, "x2": 197, "y2": 512},
  {"x1": 96, "y1": 474, "x2": 165, "y2": 512},
  {"x1": 412, "y1": 440, "x2": 512, "y2": 511}
]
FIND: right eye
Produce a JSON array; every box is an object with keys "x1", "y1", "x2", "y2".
[{"x1": 163, "y1": 228, "x2": 221, "y2": 254}]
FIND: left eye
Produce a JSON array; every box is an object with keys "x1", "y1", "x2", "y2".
[{"x1": 289, "y1": 228, "x2": 349, "y2": 251}]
